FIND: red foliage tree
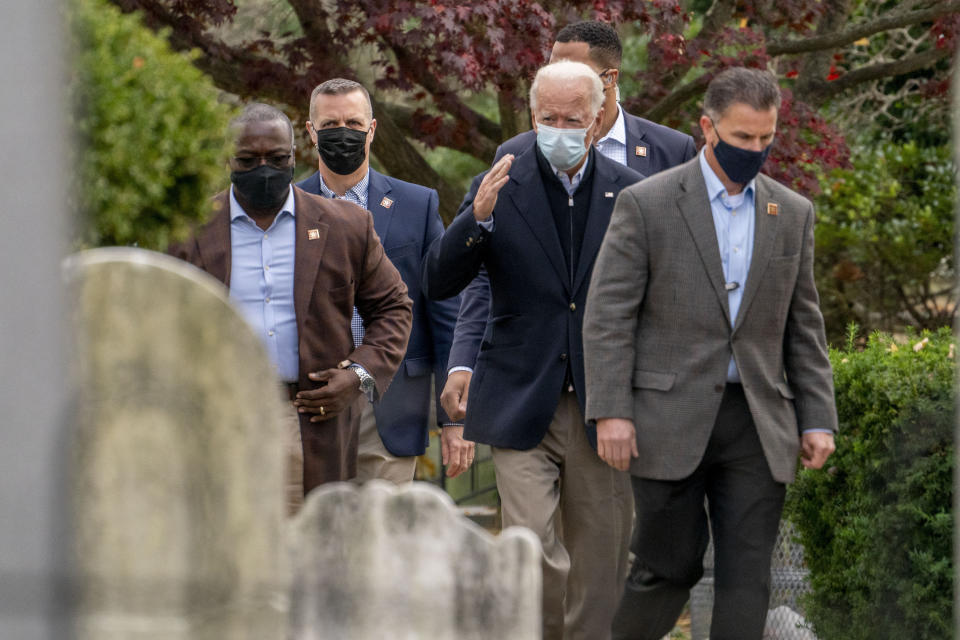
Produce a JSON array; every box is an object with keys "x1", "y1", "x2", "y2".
[{"x1": 107, "y1": 0, "x2": 959, "y2": 220}]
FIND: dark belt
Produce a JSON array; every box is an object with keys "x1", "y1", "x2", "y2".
[{"x1": 284, "y1": 381, "x2": 299, "y2": 402}]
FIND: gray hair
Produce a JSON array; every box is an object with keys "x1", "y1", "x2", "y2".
[
  {"x1": 230, "y1": 103, "x2": 294, "y2": 149},
  {"x1": 309, "y1": 78, "x2": 373, "y2": 122},
  {"x1": 529, "y1": 60, "x2": 604, "y2": 117},
  {"x1": 703, "y1": 67, "x2": 781, "y2": 120}
]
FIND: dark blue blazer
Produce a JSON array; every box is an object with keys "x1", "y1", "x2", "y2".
[
  {"x1": 423, "y1": 145, "x2": 643, "y2": 449},
  {"x1": 297, "y1": 168, "x2": 459, "y2": 456},
  {"x1": 447, "y1": 111, "x2": 696, "y2": 370}
]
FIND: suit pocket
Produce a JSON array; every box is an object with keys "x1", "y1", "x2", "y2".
[
  {"x1": 404, "y1": 356, "x2": 432, "y2": 377},
  {"x1": 386, "y1": 241, "x2": 418, "y2": 260},
  {"x1": 632, "y1": 369, "x2": 676, "y2": 391}
]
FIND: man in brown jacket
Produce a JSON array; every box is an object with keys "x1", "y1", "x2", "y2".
[{"x1": 169, "y1": 103, "x2": 412, "y2": 511}]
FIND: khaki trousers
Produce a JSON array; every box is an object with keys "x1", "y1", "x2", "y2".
[
  {"x1": 283, "y1": 399, "x2": 304, "y2": 517},
  {"x1": 492, "y1": 391, "x2": 634, "y2": 640},
  {"x1": 355, "y1": 400, "x2": 418, "y2": 484}
]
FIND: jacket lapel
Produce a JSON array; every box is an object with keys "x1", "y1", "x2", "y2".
[
  {"x1": 366, "y1": 169, "x2": 396, "y2": 244},
  {"x1": 676, "y1": 160, "x2": 731, "y2": 325},
  {"x1": 196, "y1": 192, "x2": 232, "y2": 286},
  {"x1": 292, "y1": 187, "x2": 329, "y2": 326},
  {"x1": 504, "y1": 149, "x2": 570, "y2": 294},
  {"x1": 624, "y1": 114, "x2": 650, "y2": 175},
  {"x1": 572, "y1": 152, "x2": 619, "y2": 297},
  {"x1": 732, "y1": 176, "x2": 778, "y2": 331}
]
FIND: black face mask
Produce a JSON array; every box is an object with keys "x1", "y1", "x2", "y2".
[
  {"x1": 230, "y1": 164, "x2": 293, "y2": 210},
  {"x1": 315, "y1": 126, "x2": 368, "y2": 175},
  {"x1": 711, "y1": 123, "x2": 772, "y2": 185}
]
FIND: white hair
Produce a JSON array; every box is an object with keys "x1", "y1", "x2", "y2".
[{"x1": 529, "y1": 60, "x2": 604, "y2": 117}]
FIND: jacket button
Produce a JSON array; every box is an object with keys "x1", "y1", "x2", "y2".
[
  {"x1": 569, "y1": 302, "x2": 576, "y2": 311},
  {"x1": 466, "y1": 237, "x2": 474, "y2": 247},
  {"x1": 714, "y1": 384, "x2": 724, "y2": 392},
  {"x1": 560, "y1": 353, "x2": 568, "y2": 361}
]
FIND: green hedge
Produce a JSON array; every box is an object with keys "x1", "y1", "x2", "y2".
[
  {"x1": 785, "y1": 326, "x2": 954, "y2": 639},
  {"x1": 69, "y1": 0, "x2": 235, "y2": 250}
]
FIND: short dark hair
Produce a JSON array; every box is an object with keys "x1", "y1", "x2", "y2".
[
  {"x1": 309, "y1": 78, "x2": 373, "y2": 122},
  {"x1": 703, "y1": 68, "x2": 782, "y2": 120},
  {"x1": 555, "y1": 21, "x2": 622, "y2": 70},
  {"x1": 230, "y1": 102, "x2": 294, "y2": 147}
]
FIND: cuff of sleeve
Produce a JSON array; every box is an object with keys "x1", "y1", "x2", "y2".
[
  {"x1": 448, "y1": 366, "x2": 473, "y2": 375},
  {"x1": 801, "y1": 428, "x2": 833, "y2": 434},
  {"x1": 476, "y1": 216, "x2": 494, "y2": 232},
  {"x1": 442, "y1": 423, "x2": 464, "y2": 428}
]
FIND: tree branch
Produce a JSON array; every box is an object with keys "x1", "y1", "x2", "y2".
[
  {"x1": 799, "y1": 45, "x2": 954, "y2": 105},
  {"x1": 378, "y1": 102, "x2": 500, "y2": 163},
  {"x1": 644, "y1": 74, "x2": 711, "y2": 124},
  {"x1": 768, "y1": 0, "x2": 960, "y2": 56}
]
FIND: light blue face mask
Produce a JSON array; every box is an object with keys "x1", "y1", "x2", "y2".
[{"x1": 536, "y1": 122, "x2": 589, "y2": 171}]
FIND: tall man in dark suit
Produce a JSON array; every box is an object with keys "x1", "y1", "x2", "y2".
[
  {"x1": 169, "y1": 103, "x2": 412, "y2": 513},
  {"x1": 296, "y1": 79, "x2": 470, "y2": 483},
  {"x1": 583, "y1": 68, "x2": 837, "y2": 640},
  {"x1": 424, "y1": 61, "x2": 644, "y2": 640},
  {"x1": 441, "y1": 20, "x2": 696, "y2": 426}
]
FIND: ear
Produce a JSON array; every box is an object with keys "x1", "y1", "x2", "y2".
[
  {"x1": 699, "y1": 114, "x2": 714, "y2": 142},
  {"x1": 305, "y1": 121, "x2": 318, "y2": 145},
  {"x1": 602, "y1": 68, "x2": 619, "y2": 88},
  {"x1": 368, "y1": 118, "x2": 377, "y2": 143}
]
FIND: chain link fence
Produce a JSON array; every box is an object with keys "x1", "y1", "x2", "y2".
[{"x1": 690, "y1": 521, "x2": 817, "y2": 639}]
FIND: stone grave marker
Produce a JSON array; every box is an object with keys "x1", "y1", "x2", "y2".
[
  {"x1": 65, "y1": 247, "x2": 288, "y2": 640},
  {"x1": 289, "y1": 480, "x2": 542, "y2": 640}
]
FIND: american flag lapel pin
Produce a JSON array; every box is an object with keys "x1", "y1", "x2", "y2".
[
  {"x1": 767, "y1": 202, "x2": 779, "y2": 216},
  {"x1": 380, "y1": 196, "x2": 394, "y2": 209},
  {"x1": 307, "y1": 228, "x2": 320, "y2": 240},
  {"x1": 635, "y1": 145, "x2": 647, "y2": 157}
]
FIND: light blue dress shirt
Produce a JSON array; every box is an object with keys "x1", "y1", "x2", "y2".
[
  {"x1": 318, "y1": 171, "x2": 369, "y2": 348},
  {"x1": 699, "y1": 150, "x2": 756, "y2": 383},
  {"x1": 229, "y1": 185, "x2": 299, "y2": 382}
]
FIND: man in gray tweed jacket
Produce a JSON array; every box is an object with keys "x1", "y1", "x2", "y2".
[{"x1": 583, "y1": 67, "x2": 837, "y2": 640}]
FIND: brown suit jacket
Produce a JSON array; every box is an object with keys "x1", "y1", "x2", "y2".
[{"x1": 169, "y1": 186, "x2": 413, "y2": 488}]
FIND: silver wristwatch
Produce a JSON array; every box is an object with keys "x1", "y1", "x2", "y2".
[{"x1": 347, "y1": 363, "x2": 376, "y2": 394}]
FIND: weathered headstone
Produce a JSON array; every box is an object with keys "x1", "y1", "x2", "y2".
[
  {"x1": 289, "y1": 480, "x2": 542, "y2": 640},
  {"x1": 65, "y1": 248, "x2": 288, "y2": 639}
]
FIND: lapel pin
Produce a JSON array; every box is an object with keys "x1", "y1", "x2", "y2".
[
  {"x1": 635, "y1": 145, "x2": 647, "y2": 157},
  {"x1": 604, "y1": 191, "x2": 615, "y2": 198},
  {"x1": 767, "y1": 202, "x2": 779, "y2": 216},
  {"x1": 380, "y1": 196, "x2": 394, "y2": 209},
  {"x1": 307, "y1": 229, "x2": 320, "y2": 240}
]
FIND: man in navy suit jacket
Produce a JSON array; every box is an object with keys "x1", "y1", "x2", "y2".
[
  {"x1": 297, "y1": 79, "x2": 469, "y2": 483},
  {"x1": 441, "y1": 21, "x2": 696, "y2": 424},
  {"x1": 424, "y1": 61, "x2": 644, "y2": 640}
]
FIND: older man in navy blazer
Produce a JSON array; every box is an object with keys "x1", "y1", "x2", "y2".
[
  {"x1": 441, "y1": 21, "x2": 695, "y2": 424},
  {"x1": 298, "y1": 79, "x2": 469, "y2": 483},
  {"x1": 424, "y1": 61, "x2": 644, "y2": 640}
]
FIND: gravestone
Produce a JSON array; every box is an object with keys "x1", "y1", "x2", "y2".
[
  {"x1": 289, "y1": 480, "x2": 542, "y2": 640},
  {"x1": 65, "y1": 248, "x2": 288, "y2": 639}
]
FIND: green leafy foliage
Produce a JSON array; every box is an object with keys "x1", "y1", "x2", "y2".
[
  {"x1": 785, "y1": 327, "x2": 954, "y2": 639},
  {"x1": 813, "y1": 141, "x2": 955, "y2": 345},
  {"x1": 69, "y1": 0, "x2": 235, "y2": 250}
]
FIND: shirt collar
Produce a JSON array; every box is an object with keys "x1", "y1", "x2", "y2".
[
  {"x1": 698, "y1": 147, "x2": 755, "y2": 203},
  {"x1": 229, "y1": 184, "x2": 295, "y2": 222},
  {"x1": 318, "y1": 169, "x2": 370, "y2": 205},
  {"x1": 551, "y1": 153, "x2": 590, "y2": 188},
  {"x1": 596, "y1": 104, "x2": 626, "y2": 147}
]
